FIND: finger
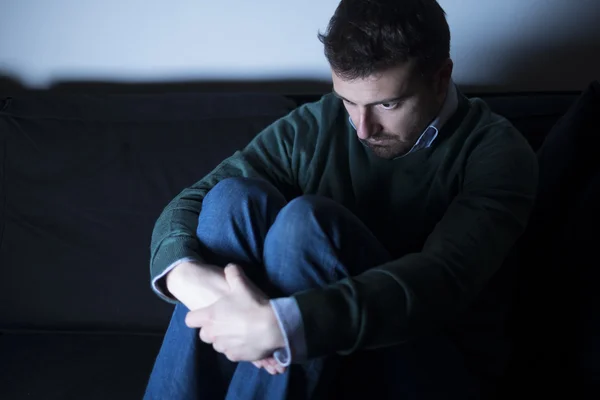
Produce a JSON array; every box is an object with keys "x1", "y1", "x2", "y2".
[
  {"x1": 224, "y1": 264, "x2": 247, "y2": 291},
  {"x1": 252, "y1": 361, "x2": 263, "y2": 369},
  {"x1": 265, "y1": 358, "x2": 285, "y2": 374},
  {"x1": 199, "y1": 327, "x2": 213, "y2": 344},
  {"x1": 212, "y1": 341, "x2": 226, "y2": 355},
  {"x1": 225, "y1": 352, "x2": 240, "y2": 363},
  {"x1": 264, "y1": 364, "x2": 276, "y2": 375},
  {"x1": 266, "y1": 358, "x2": 277, "y2": 367},
  {"x1": 185, "y1": 308, "x2": 211, "y2": 328}
]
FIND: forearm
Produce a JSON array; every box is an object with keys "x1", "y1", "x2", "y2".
[{"x1": 165, "y1": 261, "x2": 229, "y2": 310}]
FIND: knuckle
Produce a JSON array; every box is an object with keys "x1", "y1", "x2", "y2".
[
  {"x1": 212, "y1": 340, "x2": 226, "y2": 354},
  {"x1": 199, "y1": 328, "x2": 212, "y2": 343}
]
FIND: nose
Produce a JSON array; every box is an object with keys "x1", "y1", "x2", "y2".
[{"x1": 355, "y1": 108, "x2": 381, "y2": 140}]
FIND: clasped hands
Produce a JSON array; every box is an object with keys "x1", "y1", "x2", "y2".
[{"x1": 184, "y1": 264, "x2": 287, "y2": 375}]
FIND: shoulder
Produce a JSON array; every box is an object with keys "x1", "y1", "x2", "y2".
[
  {"x1": 246, "y1": 94, "x2": 350, "y2": 161},
  {"x1": 461, "y1": 97, "x2": 535, "y2": 159},
  {"x1": 258, "y1": 93, "x2": 349, "y2": 150},
  {"x1": 280, "y1": 93, "x2": 346, "y2": 130},
  {"x1": 454, "y1": 97, "x2": 538, "y2": 191},
  {"x1": 464, "y1": 98, "x2": 521, "y2": 139}
]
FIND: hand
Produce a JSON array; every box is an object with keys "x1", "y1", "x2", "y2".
[
  {"x1": 171, "y1": 262, "x2": 286, "y2": 374},
  {"x1": 252, "y1": 357, "x2": 287, "y2": 375},
  {"x1": 166, "y1": 261, "x2": 230, "y2": 311},
  {"x1": 185, "y1": 264, "x2": 286, "y2": 363}
]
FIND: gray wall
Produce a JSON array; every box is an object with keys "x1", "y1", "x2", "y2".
[{"x1": 0, "y1": 0, "x2": 598, "y2": 92}]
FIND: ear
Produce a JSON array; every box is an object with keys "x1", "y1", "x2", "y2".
[{"x1": 434, "y1": 58, "x2": 454, "y2": 102}]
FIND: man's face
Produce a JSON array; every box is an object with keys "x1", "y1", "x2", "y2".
[{"x1": 332, "y1": 61, "x2": 449, "y2": 159}]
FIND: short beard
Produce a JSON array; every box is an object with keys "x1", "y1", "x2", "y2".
[{"x1": 360, "y1": 137, "x2": 415, "y2": 159}]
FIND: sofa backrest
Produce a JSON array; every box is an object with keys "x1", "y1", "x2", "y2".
[
  {"x1": 0, "y1": 89, "x2": 579, "y2": 334},
  {"x1": 0, "y1": 92, "x2": 296, "y2": 333}
]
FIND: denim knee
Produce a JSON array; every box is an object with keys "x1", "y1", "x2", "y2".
[
  {"x1": 262, "y1": 195, "x2": 389, "y2": 294},
  {"x1": 262, "y1": 196, "x2": 339, "y2": 289},
  {"x1": 195, "y1": 177, "x2": 288, "y2": 268},
  {"x1": 202, "y1": 177, "x2": 279, "y2": 210},
  {"x1": 199, "y1": 177, "x2": 286, "y2": 227},
  {"x1": 265, "y1": 195, "x2": 332, "y2": 245}
]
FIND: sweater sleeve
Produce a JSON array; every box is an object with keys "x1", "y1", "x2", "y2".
[
  {"x1": 149, "y1": 113, "x2": 308, "y2": 301},
  {"x1": 292, "y1": 124, "x2": 539, "y2": 359}
]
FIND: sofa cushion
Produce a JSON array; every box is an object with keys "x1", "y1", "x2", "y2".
[
  {"x1": 0, "y1": 332, "x2": 163, "y2": 400},
  {"x1": 520, "y1": 80, "x2": 600, "y2": 297},
  {"x1": 504, "y1": 80, "x2": 600, "y2": 397},
  {"x1": 565, "y1": 169, "x2": 600, "y2": 396},
  {"x1": 516, "y1": 80, "x2": 600, "y2": 284},
  {"x1": 0, "y1": 93, "x2": 296, "y2": 333},
  {"x1": 535, "y1": 80, "x2": 600, "y2": 222}
]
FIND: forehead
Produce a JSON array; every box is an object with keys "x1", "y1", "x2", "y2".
[{"x1": 331, "y1": 62, "x2": 418, "y2": 105}]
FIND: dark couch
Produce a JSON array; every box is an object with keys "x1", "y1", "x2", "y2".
[{"x1": 0, "y1": 83, "x2": 598, "y2": 399}]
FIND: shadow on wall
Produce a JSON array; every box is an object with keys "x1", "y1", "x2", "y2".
[
  {"x1": 458, "y1": 42, "x2": 600, "y2": 93},
  {"x1": 452, "y1": 1, "x2": 600, "y2": 93}
]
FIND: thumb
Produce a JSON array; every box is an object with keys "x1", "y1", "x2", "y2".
[{"x1": 224, "y1": 264, "x2": 248, "y2": 292}]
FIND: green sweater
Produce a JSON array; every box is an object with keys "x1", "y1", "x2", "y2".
[{"x1": 150, "y1": 91, "x2": 538, "y2": 360}]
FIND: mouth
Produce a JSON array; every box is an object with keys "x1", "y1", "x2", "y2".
[{"x1": 365, "y1": 139, "x2": 392, "y2": 146}]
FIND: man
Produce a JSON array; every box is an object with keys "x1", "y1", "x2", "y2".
[{"x1": 144, "y1": 0, "x2": 538, "y2": 399}]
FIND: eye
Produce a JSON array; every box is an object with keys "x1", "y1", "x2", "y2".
[{"x1": 379, "y1": 102, "x2": 399, "y2": 110}]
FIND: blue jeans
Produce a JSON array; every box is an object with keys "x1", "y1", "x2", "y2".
[{"x1": 144, "y1": 177, "x2": 480, "y2": 399}]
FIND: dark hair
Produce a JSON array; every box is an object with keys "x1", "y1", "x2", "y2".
[{"x1": 318, "y1": 0, "x2": 450, "y2": 80}]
